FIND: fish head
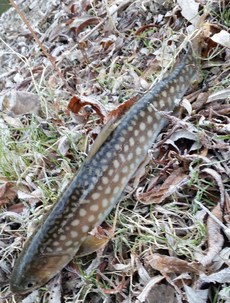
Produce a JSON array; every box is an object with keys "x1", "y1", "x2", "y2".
[{"x1": 10, "y1": 251, "x2": 71, "y2": 294}]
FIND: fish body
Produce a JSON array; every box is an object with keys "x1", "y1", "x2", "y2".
[{"x1": 10, "y1": 46, "x2": 198, "y2": 293}]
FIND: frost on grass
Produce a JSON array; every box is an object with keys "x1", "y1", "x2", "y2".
[{"x1": 0, "y1": 0, "x2": 230, "y2": 302}]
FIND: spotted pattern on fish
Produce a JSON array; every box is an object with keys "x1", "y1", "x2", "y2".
[{"x1": 10, "y1": 46, "x2": 198, "y2": 294}]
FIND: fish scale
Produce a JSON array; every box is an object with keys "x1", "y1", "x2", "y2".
[{"x1": 10, "y1": 46, "x2": 198, "y2": 294}]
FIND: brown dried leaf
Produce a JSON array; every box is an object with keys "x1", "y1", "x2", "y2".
[
  {"x1": 0, "y1": 181, "x2": 17, "y2": 206},
  {"x1": 97, "y1": 275, "x2": 126, "y2": 295},
  {"x1": 146, "y1": 253, "x2": 200, "y2": 275},
  {"x1": 8, "y1": 202, "x2": 25, "y2": 214},
  {"x1": 100, "y1": 35, "x2": 116, "y2": 50},
  {"x1": 2, "y1": 91, "x2": 40, "y2": 116},
  {"x1": 224, "y1": 192, "x2": 230, "y2": 226},
  {"x1": 107, "y1": 95, "x2": 138, "y2": 122},
  {"x1": 135, "y1": 23, "x2": 159, "y2": 35},
  {"x1": 192, "y1": 92, "x2": 208, "y2": 110},
  {"x1": 69, "y1": 2, "x2": 91, "y2": 14},
  {"x1": 66, "y1": 16, "x2": 100, "y2": 36},
  {"x1": 201, "y1": 204, "x2": 224, "y2": 267},
  {"x1": 68, "y1": 95, "x2": 107, "y2": 122},
  {"x1": 137, "y1": 168, "x2": 188, "y2": 205}
]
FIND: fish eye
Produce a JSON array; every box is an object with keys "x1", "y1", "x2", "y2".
[{"x1": 26, "y1": 281, "x2": 36, "y2": 289}]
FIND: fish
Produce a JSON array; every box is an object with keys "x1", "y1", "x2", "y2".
[{"x1": 10, "y1": 45, "x2": 198, "y2": 294}]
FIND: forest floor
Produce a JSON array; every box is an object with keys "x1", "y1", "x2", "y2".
[{"x1": 0, "y1": 0, "x2": 230, "y2": 302}]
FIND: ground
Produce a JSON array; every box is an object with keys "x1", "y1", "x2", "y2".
[{"x1": 0, "y1": 0, "x2": 230, "y2": 303}]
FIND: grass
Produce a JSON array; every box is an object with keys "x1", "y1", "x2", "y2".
[{"x1": 0, "y1": 1, "x2": 10, "y2": 15}]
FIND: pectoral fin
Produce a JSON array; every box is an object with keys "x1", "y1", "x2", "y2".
[{"x1": 76, "y1": 227, "x2": 112, "y2": 257}]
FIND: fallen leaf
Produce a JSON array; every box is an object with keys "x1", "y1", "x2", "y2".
[
  {"x1": 3, "y1": 114, "x2": 23, "y2": 128},
  {"x1": 66, "y1": 16, "x2": 100, "y2": 36},
  {"x1": 199, "y1": 267, "x2": 230, "y2": 284},
  {"x1": 184, "y1": 285, "x2": 208, "y2": 303},
  {"x1": 2, "y1": 90, "x2": 40, "y2": 116},
  {"x1": 100, "y1": 35, "x2": 117, "y2": 50},
  {"x1": 164, "y1": 129, "x2": 198, "y2": 153},
  {"x1": 201, "y1": 204, "x2": 224, "y2": 267},
  {"x1": 180, "y1": 98, "x2": 192, "y2": 115},
  {"x1": 192, "y1": 92, "x2": 208, "y2": 110},
  {"x1": 17, "y1": 188, "x2": 42, "y2": 204},
  {"x1": 8, "y1": 202, "x2": 25, "y2": 214},
  {"x1": 135, "y1": 23, "x2": 159, "y2": 35},
  {"x1": 136, "y1": 258, "x2": 151, "y2": 285},
  {"x1": 177, "y1": 0, "x2": 200, "y2": 27},
  {"x1": 107, "y1": 95, "x2": 139, "y2": 122},
  {"x1": 112, "y1": 263, "x2": 132, "y2": 272},
  {"x1": 224, "y1": 192, "x2": 230, "y2": 227},
  {"x1": 207, "y1": 88, "x2": 230, "y2": 103},
  {"x1": 68, "y1": 95, "x2": 107, "y2": 122},
  {"x1": 137, "y1": 168, "x2": 188, "y2": 204},
  {"x1": 57, "y1": 136, "x2": 70, "y2": 156},
  {"x1": 146, "y1": 284, "x2": 178, "y2": 303},
  {"x1": 0, "y1": 181, "x2": 17, "y2": 206},
  {"x1": 97, "y1": 275, "x2": 126, "y2": 295},
  {"x1": 146, "y1": 253, "x2": 200, "y2": 275},
  {"x1": 211, "y1": 30, "x2": 230, "y2": 48},
  {"x1": 136, "y1": 277, "x2": 167, "y2": 303},
  {"x1": 211, "y1": 247, "x2": 230, "y2": 271}
]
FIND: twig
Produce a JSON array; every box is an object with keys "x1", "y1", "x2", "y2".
[{"x1": 8, "y1": 0, "x2": 74, "y2": 94}]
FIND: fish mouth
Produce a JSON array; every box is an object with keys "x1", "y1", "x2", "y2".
[
  {"x1": 10, "y1": 284, "x2": 29, "y2": 295},
  {"x1": 10, "y1": 278, "x2": 39, "y2": 294}
]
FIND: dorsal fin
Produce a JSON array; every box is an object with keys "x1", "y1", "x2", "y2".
[
  {"x1": 87, "y1": 117, "x2": 120, "y2": 160},
  {"x1": 87, "y1": 95, "x2": 139, "y2": 160}
]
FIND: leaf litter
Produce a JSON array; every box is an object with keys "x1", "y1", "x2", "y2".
[{"x1": 0, "y1": 0, "x2": 229, "y2": 302}]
